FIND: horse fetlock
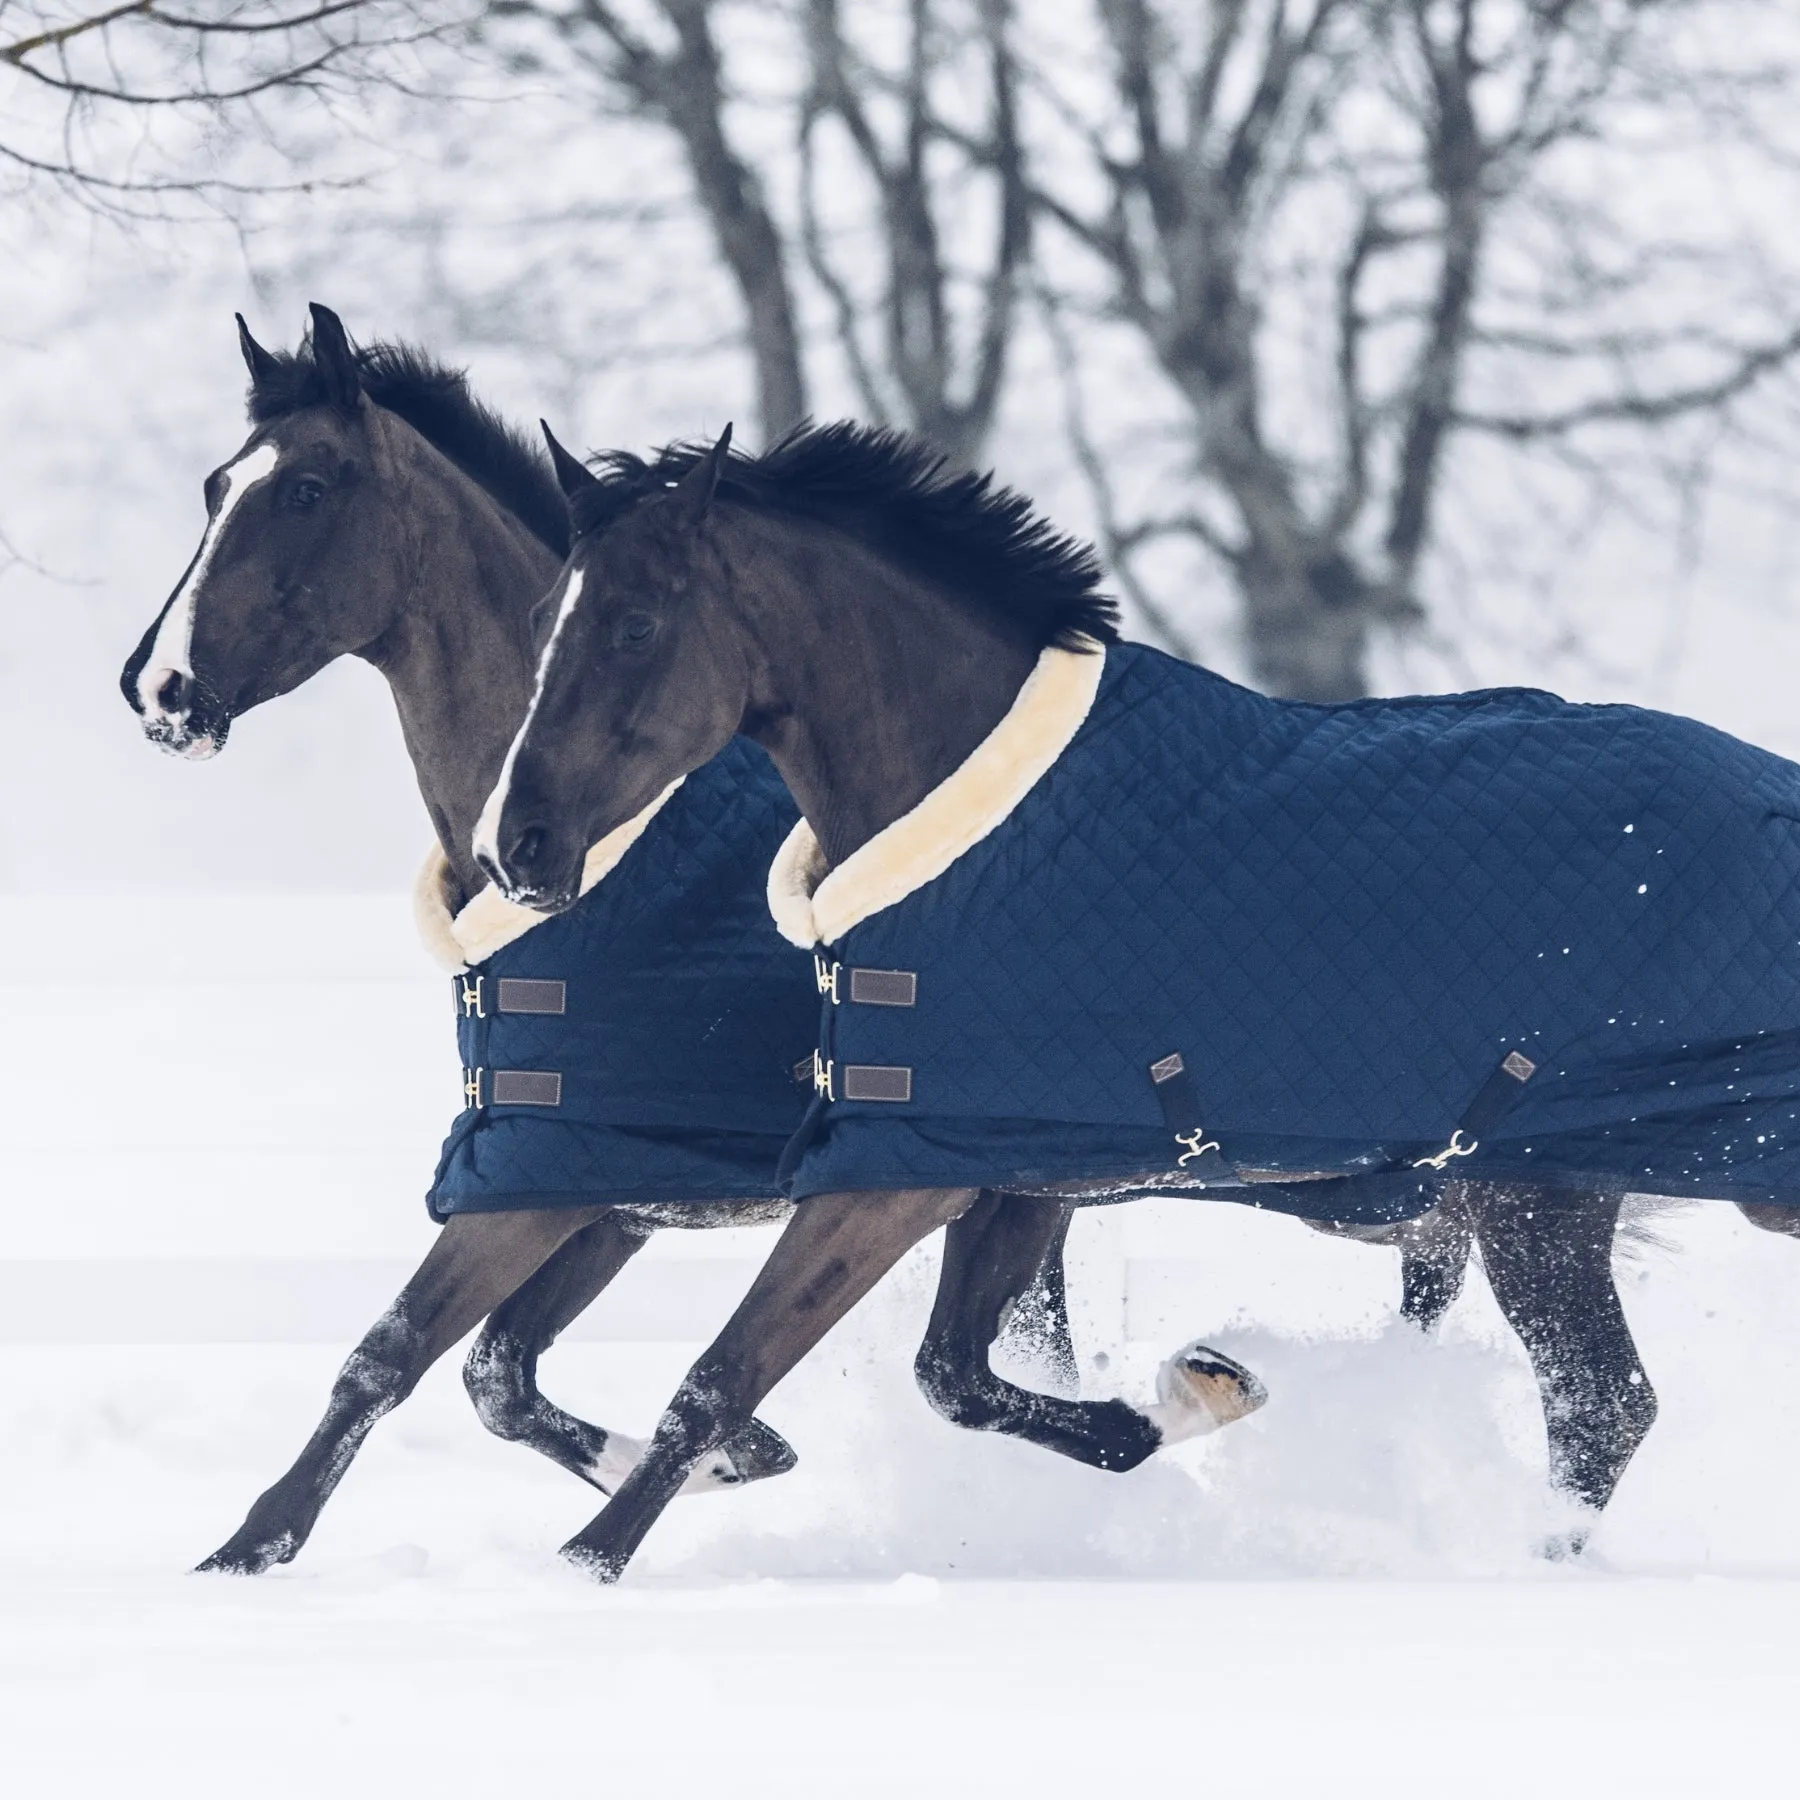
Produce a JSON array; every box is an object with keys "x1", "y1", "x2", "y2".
[
  {"x1": 587, "y1": 1430, "x2": 648, "y2": 1494},
  {"x1": 1144, "y1": 1340, "x2": 1267, "y2": 1446}
]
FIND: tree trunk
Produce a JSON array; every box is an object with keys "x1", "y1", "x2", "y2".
[{"x1": 657, "y1": 0, "x2": 809, "y2": 440}]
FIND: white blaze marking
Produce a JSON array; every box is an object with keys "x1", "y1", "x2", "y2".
[
  {"x1": 137, "y1": 442, "x2": 281, "y2": 718},
  {"x1": 472, "y1": 564, "x2": 586, "y2": 870}
]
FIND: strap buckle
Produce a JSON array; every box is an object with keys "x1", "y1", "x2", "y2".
[
  {"x1": 812, "y1": 1049, "x2": 835, "y2": 1101},
  {"x1": 814, "y1": 954, "x2": 840, "y2": 1004},
  {"x1": 1175, "y1": 1128, "x2": 1222, "y2": 1166},
  {"x1": 460, "y1": 976, "x2": 485, "y2": 1018},
  {"x1": 462, "y1": 1066, "x2": 484, "y2": 1109},
  {"x1": 1413, "y1": 1128, "x2": 1477, "y2": 1171}
]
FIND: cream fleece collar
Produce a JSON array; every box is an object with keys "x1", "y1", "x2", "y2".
[
  {"x1": 414, "y1": 779, "x2": 684, "y2": 973},
  {"x1": 766, "y1": 643, "x2": 1107, "y2": 949}
]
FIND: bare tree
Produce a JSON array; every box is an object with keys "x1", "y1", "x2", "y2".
[
  {"x1": 1023, "y1": 1, "x2": 1800, "y2": 698},
  {"x1": 488, "y1": 0, "x2": 808, "y2": 436},
  {"x1": 487, "y1": 0, "x2": 1030, "y2": 459},
  {"x1": 797, "y1": 0, "x2": 1028, "y2": 465},
  {"x1": 1, "y1": 1, "x2": 451, "y2": 212}
]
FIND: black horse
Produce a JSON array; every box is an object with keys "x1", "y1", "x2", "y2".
[
  {"x1": 120, "y1": 311, "x2": 1108, "y2": 1574},
  {"x1": 476, "y1": 420, "x2": 1800, "y2": 1581}
]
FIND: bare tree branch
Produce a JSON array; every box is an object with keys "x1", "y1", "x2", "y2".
[
  {"x1": 1460, "y1": 325, "x2": 1800, "y2": 439},
  {"x1": 1024, "y1": 0, "x2": 1800, "y2": 698},
  {"x1": 2, "y1": 1, "x2": 453, "y2": 202},
  {"x1": 492, "y1": 0, "x2": 807, "y2": 437}
]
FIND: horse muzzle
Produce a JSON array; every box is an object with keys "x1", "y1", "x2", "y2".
[
  {"x1": 473, "y1": 828, "x2": 583, "y2": 915},
  {"x1": 134, "y1": 665, "x2": 231, "y2": 761}
]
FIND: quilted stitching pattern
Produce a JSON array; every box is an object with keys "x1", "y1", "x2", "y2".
[
  {"x1": 796, "y1": 643, "x2": 1800, "y2": 1213},
  {"x1": 430, "y1": 739, "x2": 817, "y2": 1214}
]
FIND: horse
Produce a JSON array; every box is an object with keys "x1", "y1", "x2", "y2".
[
  {"x1": 477, "y1": 419, "x2": 1800, "y2": 1581},
  {"x1": 118, "y1": 309, "x2": 1095, "y2": 1574}
]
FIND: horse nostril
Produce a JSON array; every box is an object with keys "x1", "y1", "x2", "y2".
[
  {"x1": 508, "y1": 824, "x2": 548, "y2": 874},
  {"x1": 156, "y1": 670, "x2": 190, "y2": 716}
]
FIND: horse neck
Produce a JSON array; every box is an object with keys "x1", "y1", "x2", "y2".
[
  {"x1": 728, "y1": 512, "x2": 1042, "y2": 868},
  {"x1": 363, "y1": 440, "x2": 560, "y2": 901}
]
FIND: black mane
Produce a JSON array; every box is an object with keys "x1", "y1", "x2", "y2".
[
  {"x1": 579, "y1": 421, "x2": 1119, "y2": 650},
  {"x1": 247, "y1": 339, "x2": 568, "y2": 556}
]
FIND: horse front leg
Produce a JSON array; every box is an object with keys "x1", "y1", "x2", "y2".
[
  {"x1": 1467, "y1": 1182, "x2": 1656, "y2": 1538},
  {"x1": 915, "y1": 1191, "x2": 1263, "y2": 1469},
  {"x1": 462, "y1": 1213, "x2": 797, "y2": 1495},
  {"x1": 558, "y1": 1187, "x2": 979, "y2": 1583},
  {"x1": 198, "y1": 1208, "x2": 602, "y2": 1575}
]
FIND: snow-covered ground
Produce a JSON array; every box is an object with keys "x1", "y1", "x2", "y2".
[{"x1": 3, "y1": 898, "x2": 1800, "y2": 1796}]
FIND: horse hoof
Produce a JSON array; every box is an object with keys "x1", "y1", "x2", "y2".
[
  {"x1": 720, "y1": 1417, "x2": 799, "y2": 1484},
  {"x1": 195, "y1": 1529, "x2": 296, "y2": 1576},
  {"x1": 1150, "y1": 1341, "x2": 1267, "y2": 1444},
  {"x1": 1539, "y1": 1522, "x2": 1594, "y2": 1563},
  {"x1": 559, "y1": 1539, "x2": 628, "y2": 1585},
  {"x1": 684, "y1": 1417, "x2": 798, "y2": 1493}
]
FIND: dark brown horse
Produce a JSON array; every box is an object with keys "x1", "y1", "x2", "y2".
[
  {"x1": 119, "y1": 312, "x2": 1110, "y2": 1574},
  {"x1": 478, "y1": 422, "x2": 1685, "y2": 1581}
]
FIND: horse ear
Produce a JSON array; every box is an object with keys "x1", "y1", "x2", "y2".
[
  {"x1": 236, "y1": 313, "x2": 279, "y2": 389},
  {"x1": 307, "y1": 302, "x2": 361, "y2": 412},
  {"x1": 666, "y1": 423, "x2": 732, "y2": 531},
  {"x1": 541, "y1": 420, "x2": 599, "y2": 499}
]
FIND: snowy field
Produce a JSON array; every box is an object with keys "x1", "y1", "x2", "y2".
[{"x1": 5, "y1": 896, "x2": 1800, "y2": 1797}]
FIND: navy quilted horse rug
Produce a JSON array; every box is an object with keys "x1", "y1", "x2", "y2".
[
  {"x1": 419, "y1": 738, "x2": 816, "y2": 1218},
  {"x1": 770, "y1": 640, "x2": 1800, "y2": 1224}
]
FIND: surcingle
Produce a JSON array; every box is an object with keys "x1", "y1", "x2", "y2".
[
  {"x1": 771, "y1": 640, "x2": 1800, "y2": 1222},
  {"x1": 420, "y1": 739, "x2": 817, "y2": 1217}
]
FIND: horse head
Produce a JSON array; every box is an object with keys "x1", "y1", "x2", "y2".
[
  {"x1": 122, "y1": 304, "x2": 409, "y2": 759},
  {"x1": 474, "y1": 423, "x2": 743, "y2": 911}
]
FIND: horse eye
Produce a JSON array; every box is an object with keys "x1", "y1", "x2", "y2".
[
  {"x1": 289, "y1": 477, "x2": 327, "y2": 510},
  {"x1": 620, "y1": 613, "x2": 657, "y2": 648}
]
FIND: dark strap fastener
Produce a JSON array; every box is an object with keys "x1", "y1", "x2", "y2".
[
  {"x1": 490, "y1": 1069, "x2": 563, "y2": 1107},
  {"x1": 497, "y1": 978, "x2": 566, "y2": 1015},
  {"x1": 1149, "y1": 1051, "x2": 1231, "y2": 1171},
  {"x1": 848, "y1": 968, "x2": 917, "y2": 1007},
  {"x1": 842, "y1": 1064, "x2": 913, "y2": 1103},
  {"x1": 1413, "y1": 1049, "x2": 1537, "y2": 1170},
  {"x1": 814, "y1": 956, "x2": 919, "y2": 1007}
]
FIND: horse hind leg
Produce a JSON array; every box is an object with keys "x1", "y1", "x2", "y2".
[
  {"x1": 1303, "y1": 1195, "x2": 1474, "y2": 1331},
  {"x1": 991, "y1": 1198, "x2": 1079, "y2": 1396},
  {"x1": 1467, "y1": 1182, "x2": 1656, "y2": 1537},
  {"x1": 914, "y1": 1191, "x2": 1264, "y2": 1471},
  {"x1": 462, "y1": 1213, "x2": 796, "y2": 1495},
  {"x1": 1398, "y1": 1188, "x2": 1475, "y2": 1329}
]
